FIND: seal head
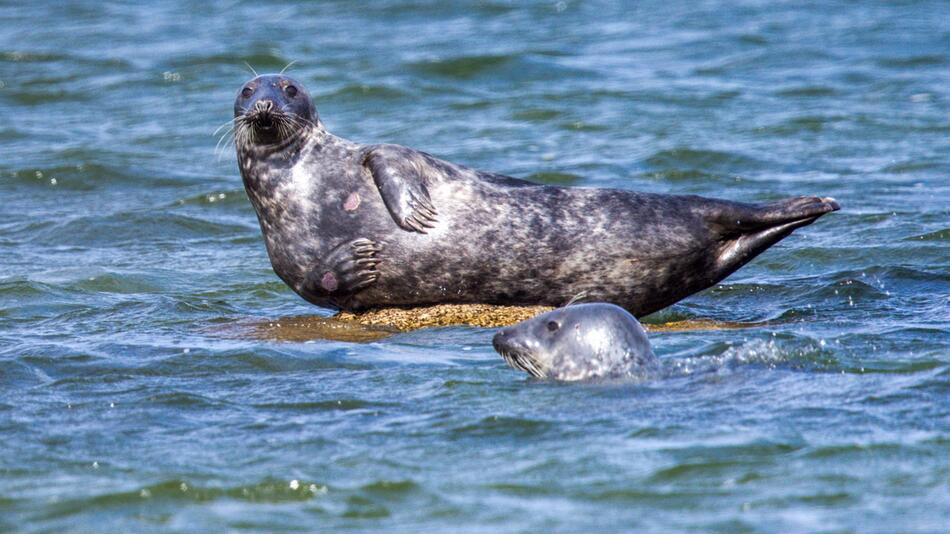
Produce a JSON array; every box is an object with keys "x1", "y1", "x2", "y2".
[
  {"x1": 233, "y1": 74, "x2": 317, "y2": 150},
  {"x1": 492, "y1": 303, "x2": 657, "y2": 381}
]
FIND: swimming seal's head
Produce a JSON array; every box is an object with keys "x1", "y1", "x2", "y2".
[
  {"x1": 233, "y1": 74, "x2": 317, "y2": 149},
  {"x1": 492, "y1": 303, "x2": 657, "y2": 381}
]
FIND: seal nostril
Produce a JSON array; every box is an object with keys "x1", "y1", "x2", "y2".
[{"x1": 250, "y1": 100, "x2": 277, "y2": 129}]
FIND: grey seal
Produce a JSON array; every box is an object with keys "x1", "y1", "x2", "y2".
[
  {"x1": 492, "y1": 303, "x2": 657, "y2": 381},
  {"x1": 232, "y1": 74, "x2": 840, "y2": 316}
]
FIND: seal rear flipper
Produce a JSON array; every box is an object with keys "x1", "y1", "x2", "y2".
[
  {"x1": 363, "y1": 145, "x2": 440, "y2": 234},
  {"x1": 746, "y1": 196, "x2": 839, "y2": 228},
  {"x1": 713, "y1": 196, "x2": 840, "y2": 272},
  {"x1": 711, "y1": 196, "x2": 839, "y2": 232}
]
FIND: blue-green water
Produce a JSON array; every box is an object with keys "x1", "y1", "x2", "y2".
[{"x1": 2, "y1": 1, "x2": 948, "y2": 531}]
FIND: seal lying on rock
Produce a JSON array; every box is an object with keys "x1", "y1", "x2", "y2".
[
  {"x1": 492, "y1": 303, "x2": 657, "y2": 381},
  {"x1": 232, "y1": 74, "x2": 840, "y2": 316}
]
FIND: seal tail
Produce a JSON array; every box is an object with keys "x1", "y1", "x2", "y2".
[{"x1": 713, "y1": 196, "x2": 840, "y2": 273}]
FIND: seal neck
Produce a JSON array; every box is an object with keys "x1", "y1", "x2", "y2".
[{"x1": 236, "y1": 123, "x2": 328, "y2": 211}]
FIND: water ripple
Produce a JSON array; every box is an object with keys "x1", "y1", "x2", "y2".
[{"x1": 2, "y1": 0, "x2": 948, "y2": 531}]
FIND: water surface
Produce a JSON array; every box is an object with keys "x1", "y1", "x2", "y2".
[{"x1": 1, "y1": 1, "x2": 948, "y2": 531}]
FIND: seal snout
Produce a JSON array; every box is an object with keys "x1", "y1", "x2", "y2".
[
  {"x1": 253, "y1": 99, "x2": 275, "y2": 112},
  {"x1": 492, "y1": 328, "x2": 543, "y2": 377},
  {"x1": 491, "y1": 328, "x2": 513, "y2": 353},
  {"x1": 250, "y1": 99, "x2": 277, "y2": 129}
]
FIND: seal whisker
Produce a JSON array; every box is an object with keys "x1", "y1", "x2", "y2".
[
  {"x1": 212, "y1": 118, "x2": 237, "y2": 137},
  {"x1": 496, "y1": 346, "x2": 545, "y2": 378},
  {"x1": 499, "y1": 349, "x2": 522, "y2": 372},
  {"x1": 232, "y1": 122, "x2": 254, "y2": 153},
  {"x1": 275, "y1": 117, "x2": 289, "y2": 141},
  {"x1": 216, "y1": 129, "x2": 235, "y2": 147},
  {"x1": 243, "y1": 61, "x2": 258, "y2": 77},
  {"x1": 279, "y1": 59, "x2": 298, "y2": 75},
  {"x1": 215, "y1": 125, "x2": 235, "y2": 144},
  {"x1": 217, "y1": 118, "x2": 244, "y2": 148},
  {"x1": 519, "y1": 355, "x2": 545, "y2": 378},
  {"x1": 215, "y1": 131, "x2": 236, "y2": 159},
  {"x1": 281, "y1": 114, "x2": 302, "y2": 140},
  {"x1": 286, "y1": 114, "x2": 313, "y2": 133},
  {"x1": 215, "y1": 122, "x2": 236, "y2": 142},
  {"x1": 565, "y1": 291, "x2": 589, "y2": 307}
]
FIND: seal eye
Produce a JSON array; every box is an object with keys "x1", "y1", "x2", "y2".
[
  {"x1": 546, "y1": 320, "x2": 559, "y2": 332},
  {"x1": 285, "y1": 85, "x2": 298, "y2": 98},
  {"x1": 241, "y1": 86, "x2": 253, "y2": 98}
]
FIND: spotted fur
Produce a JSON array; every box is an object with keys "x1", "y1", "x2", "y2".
[{"x1": 234, "y1": 75, "x2": 840, "y2": 314}]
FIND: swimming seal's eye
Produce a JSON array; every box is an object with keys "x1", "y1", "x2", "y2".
[
  {"x1": 285, "y1": 85, "x2": 298, "y2": 98},
  {"x1": 546, "y1": 321, "x2": 559, "y2": 332},
  {"x1": 241, "y1": 86, "x2": 253, "y2": 98}
]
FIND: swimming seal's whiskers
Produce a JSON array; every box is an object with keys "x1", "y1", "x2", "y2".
[
  {"x1": 497, "y1": 347, "x2": 546, "y2": 378},
  {"x1": 243, "y1": 61, "x2": 258, "y2": 77},
  {"x1": 519, "y1": 355, "x2": 546, "y2": 378},
  {"x1": 497, "y1": 348, "x2": 518, "y2": 370},
  {"x1": 565, "y1": 291, "x2": 589, "y2": 307}
]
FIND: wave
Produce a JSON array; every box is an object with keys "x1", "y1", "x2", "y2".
[
  {"x1": 774, "y1": 85, "x2": 838, "y2": 98},
  {"x1": 876, "y1": 55, "x2": 946, "y2": 68},
  {"x1": 171, "y1": 189, "x2": 248, "y2": 208},
  {"x1": 25, "y1": 210, "x2": 254, "y2": 247},
  {"x1": 903, "y1": 228, "x2": 949, "y2": 242},
  {"x1": 409, "y1": 53, "x2": 593, "y2": 82},
  {"x1": 320, "y1": 83, "x2": 409, "y2": 101},
  {"x1": 37, "y1": 478, "x2": 328, "y2": 518},
  {"x1": 450, "y1": 415, "x2": 554, "y2": 439},
  {"x1": 5, "y1": 159, "x2": 193, "y2": 191},
  {"x1": 251, "y1": 399, "x2": 394, "y2": 412},
  {"x1": 666, "y1": 339, "x2": 830, "y2": 375},
  {"x1": 643, "y1": 147, "x2": 767, "y2": 174},
  {"x1": 165, "y1": 51, "x2": 292, "y2": 73}
]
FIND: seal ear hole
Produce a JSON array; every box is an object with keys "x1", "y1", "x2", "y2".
[
  {"x1": 285, "y1": 85, "x2": 298, "y2": 98},
  {"x1": 241, "y1": 87, "x2": 253, "y2": 98},
  {"x1": 546, "y1": 320, "x2": 559, "y2": 332}
]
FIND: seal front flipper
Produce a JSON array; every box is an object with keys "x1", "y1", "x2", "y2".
[
  {"x1": 362, "y1": 145, "x2": 439, "y2": 233},
  {"x1": 305, "y1": 239, "x2": 382, "y2": 296}
]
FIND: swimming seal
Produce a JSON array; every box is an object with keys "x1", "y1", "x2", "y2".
[
  {"x1": 492, "y1": 303, "x2": 657, "y2": 381},
  {"x1": 232, "y1": 74, "x2": 840, "y2": 316}
]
